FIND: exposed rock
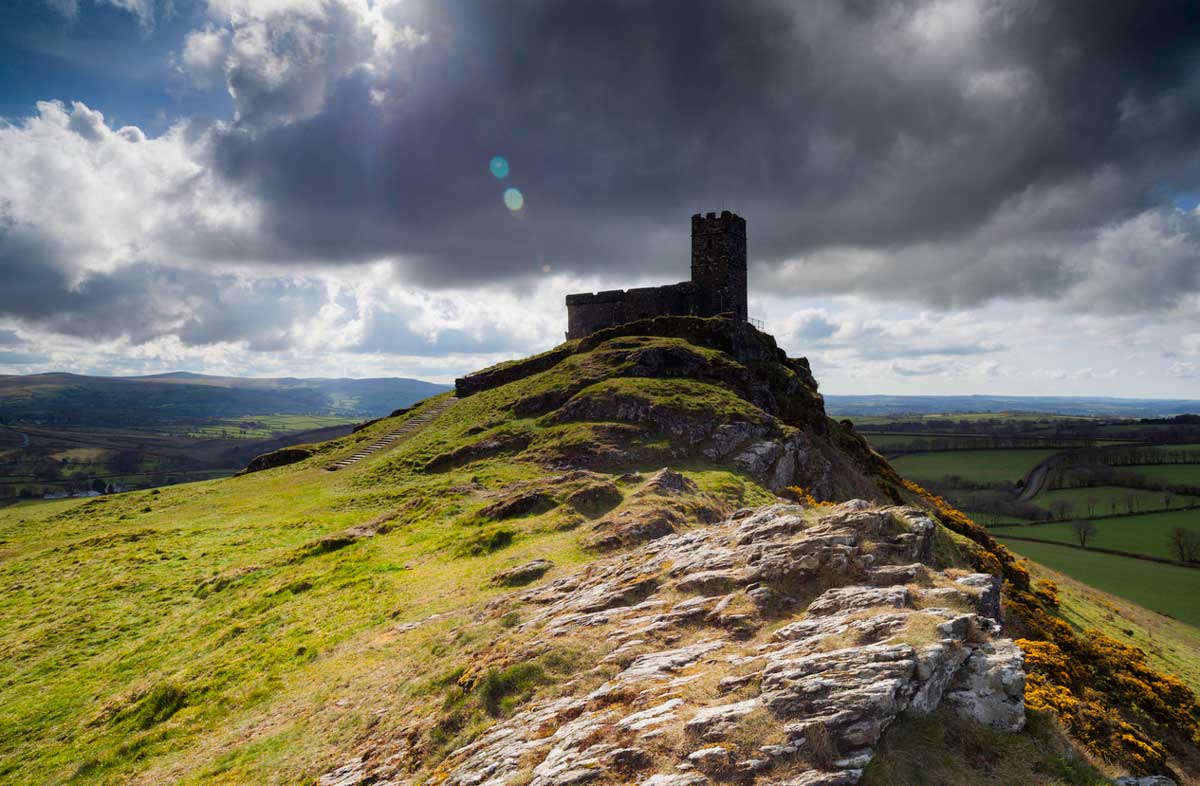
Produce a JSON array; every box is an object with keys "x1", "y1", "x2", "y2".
[
  {"x1": 1112, "y1": 778, "x2": 1177, "y2": 786},
  {"x1": 479, "y1": 491, "x2": 557, "y2": 520},
  {"x1": 640, "y1": 468, "x2": 698, "y2": 496},
  {"x1": 955, "y1": 573, "x2": 1003, "y2": 624},
  {"x1": 685, "y1": 698, "x2": 761, "y2": 739},
  {"x1": 492, "y1": 559, "x2": 555, "y2": 587},
  {"x1": 332, "y1": 501, "x2": 1027, "y2": 786},
  {"x1": 239, "y1": 445, "x2": 313, "y2": 475},
  {"x1": 566, "y1": 482, "x2": 623, "y2": 517},
  {"x1": 943, "y1": 639, "x2": 1026, "y2": 732},
  {"x1": 804, "y1": 585, "x2": 910, "y2": 617}
]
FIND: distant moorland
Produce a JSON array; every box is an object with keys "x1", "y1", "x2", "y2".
[{"x1": 0, "y1": 372, "x2": 449, "y2": 498}]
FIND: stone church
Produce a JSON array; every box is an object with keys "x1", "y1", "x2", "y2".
[{"x1": 565, "y1": 211, "x2": 748, "y2": 340}]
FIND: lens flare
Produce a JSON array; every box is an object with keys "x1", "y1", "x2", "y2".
[
  {"x1": 504, "y1": 187, "x2": 524, "y2": 211},
  {"x1": 489, "y1": 156, "x2": 510, "y2": 179}
]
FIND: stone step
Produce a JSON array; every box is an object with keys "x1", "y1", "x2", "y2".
[{"x1": 325, "y1": 397, "x2": 458, "y2": 472}]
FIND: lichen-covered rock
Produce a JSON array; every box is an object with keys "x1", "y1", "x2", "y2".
[{"x1": 943, "y1": 639, "x2": 1026, "y2": 732}]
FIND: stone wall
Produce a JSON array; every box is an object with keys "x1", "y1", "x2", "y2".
[{"x1": 565, "y1": 281, "x2": 698, "y2": 340}]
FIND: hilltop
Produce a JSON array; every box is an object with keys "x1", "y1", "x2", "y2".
[{"x1": 0, "y1": 317, "x2": 1196, "y2": 786}]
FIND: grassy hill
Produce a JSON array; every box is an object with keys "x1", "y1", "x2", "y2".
[{"x1": 1, "y1": 318, "x2": 1196, "y2": 785}]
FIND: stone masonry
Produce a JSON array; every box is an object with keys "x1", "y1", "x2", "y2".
[{"x1": 565, "y1": 211, "x2": 748, "y2": 340}]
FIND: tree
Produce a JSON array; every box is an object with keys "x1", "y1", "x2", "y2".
[
  {"x1": 33, "y1": 461, "x2": 60, "y2": 481},
  {"x1": 1048, "y1": 500, "x2": 1075, "y2": 521},
  {"x1": 1072, "y1": 520, "x2": 1098, "y2": 548},
  {"x1": 1167, "y1": 528, "x2": 1200, "y2": 563},
  {"x1": 110, "y1": 450, "x2": 142, "y2": 474},
  {"x1": 1084, "y1": 496, "x2": 1099, "y2": 517}
]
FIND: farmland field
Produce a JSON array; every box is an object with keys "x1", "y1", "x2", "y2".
[
  {"x1": 187, "y1": 414, "x2": 355, "y2": 439},
  {"x1": 963, "y1": 510, "x2": 1029, "y2": 526},
  {"x1": 1137, "y1": 464, "x2": 1200, "y2": 487},
  {"x1": 995, "y1": 537, "x2": 1200, "y2": 626},
  {"x1": 1032, "y1": 485, "x2": 1200, "y2": 514},
  {"x1": 889, "y1": 449, "x2": 1057, "y2": 485},
  {"x1": 993, "y1": 508, "x2": 1200, "y2": 560}
]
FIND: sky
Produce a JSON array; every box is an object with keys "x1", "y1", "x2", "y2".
[{"x1": 0, "y1": 0, "x2": 1199, "y2": 396}]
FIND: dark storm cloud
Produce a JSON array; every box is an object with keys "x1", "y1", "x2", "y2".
[
  {"x1": 3, "y1": 0, "x2": 1200, "y2": 357},
  {"x1": 203, "y1": 0, "x2": 1200, "y2": 307}
]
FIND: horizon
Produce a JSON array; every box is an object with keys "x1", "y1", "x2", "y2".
[
  {"x1": 2, "y1": 2, "x2": 1200, "y2": 396},
  {"x1": 6, "y1": 366, "x2": 1200, "y2": 405}
]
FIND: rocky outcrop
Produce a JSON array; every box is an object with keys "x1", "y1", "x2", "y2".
[
  {"x1": 238, "y1": 445, "x2": 313, "y2": 475},
  {"x1": 321, "y1": 501, "x2": 1026, "y2": 786},
  {"x1": 492, "y1": 559, "x2": 555, "y2": 587}
]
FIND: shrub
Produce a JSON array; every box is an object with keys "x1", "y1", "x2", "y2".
[{"x1": 474, "y1": 662, "x2": 546, "y2": 716}]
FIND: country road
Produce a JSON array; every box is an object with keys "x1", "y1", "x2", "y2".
[{"x1": 1017, "y1": 458, "x2": 1052, "y2": 502}]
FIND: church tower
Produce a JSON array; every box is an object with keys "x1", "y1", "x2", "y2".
[{"x1": 690, "y1": 210, "x2": 748, "y2": 320}]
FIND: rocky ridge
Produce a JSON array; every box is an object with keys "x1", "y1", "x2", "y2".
[{"x1": 320, "y1": 492, "x2": 1026, "y2": 786}]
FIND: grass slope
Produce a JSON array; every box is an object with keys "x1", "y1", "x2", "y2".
[
  {"x1": 1014, "y1": 557, "x2": 1200, "y2": 696},
  {"x1": 0, "y1": 345, "x2": 794, "y2": 785}
]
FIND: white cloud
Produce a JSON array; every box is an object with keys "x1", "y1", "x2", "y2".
[{"x1": 178, "y1": 25, "x2": 231, "y2": 88}]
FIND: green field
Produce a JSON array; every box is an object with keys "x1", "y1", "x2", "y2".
[
  {"x1": 1137, "y1": 463, "x2": 1200, "y2": 487},
  {"x1": 963, "y1": 510, "x2": 1030, "y2": 526},
  {"x1": 890, "y1": 449, "x2": 1057, "y2": 485},
  {"x1": 859, "y1": 433, "x2": 1011, "y2": 450},
  {"x1": 1032, "y1": 485, "x2": 1200, "y2": 515},
  {"x1": 996, "y1": 537, "x2": 1200, "y2": 626},
  {"x1": 994, "y1": 509, "x2": 1200, "y2": 560}
]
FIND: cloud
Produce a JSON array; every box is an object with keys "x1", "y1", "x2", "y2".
[
  {"x1": 3, "y1": 0, "x2": 1200, "y2": 390},
  {"x1": 1169, "y1": 361, "x2": 1197, "y2": 378},
  {"x1": 42, "y1": 0, "x2": 158, "y2": 27},
  {"x1": 178, "y1": 25, "x2": 231, "y2": 89},
  {"x1": 190, "y1": 0, "x2": 1200, "y2": 299},
  {"x1": 0, "y1": 350, "x2": 49, "y2": 365}
]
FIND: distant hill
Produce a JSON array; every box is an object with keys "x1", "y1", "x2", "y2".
[
  {"x1": 0, "y1": 372, "x2": 450, "y2": 427},
  {"x1": 824, "y1": 394, "x2": 1200, "y2": 419}
]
